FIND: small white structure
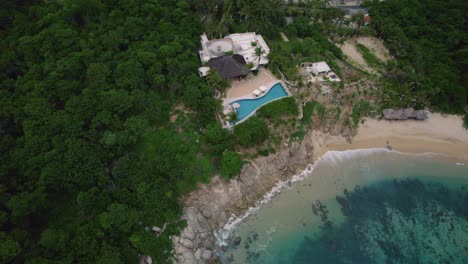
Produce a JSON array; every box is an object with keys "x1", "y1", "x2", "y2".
[
  {"x1": 300, "y1": 61, "x2": 341, "y2": 83},
  {"x1": 198, "y1": 66, "x2": 210, "y2": 77},
  {"x1": 199, "y1": 32, "x2": 270, "y2": 71},
  {"x1": 329, "y1": 0, "x2": 362, "y2": 6},
  {"x1": 259, "y1": 85, "x2": 268, "y2": 93},
  {"x1": 311, "y1": 62, "x2": 331, "y2": 76},
  {"x1": 252, "y1": 89, "x2": 261, "y2": 97}
]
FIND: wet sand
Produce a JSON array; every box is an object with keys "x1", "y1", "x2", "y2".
[{"x1": 311, "y1": 114, "x2": 468, "y2": 163}]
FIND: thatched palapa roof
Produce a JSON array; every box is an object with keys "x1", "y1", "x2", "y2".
[{"x1": 207, "y1": 54, "x2": 250, "y2": 79}]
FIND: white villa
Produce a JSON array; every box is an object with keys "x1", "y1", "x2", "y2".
[
  {"x1": 329, "y1": 0, "x2": 363, "y2": 6},
  {"x1": 198, "y1": 32, "x2": 270, "y2": 78}
]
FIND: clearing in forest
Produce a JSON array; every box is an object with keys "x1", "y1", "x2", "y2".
[{"x1": 339, "y1": 36, "x2": 391, "y2": 74}]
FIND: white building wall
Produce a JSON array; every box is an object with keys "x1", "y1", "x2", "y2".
[{"x1": 199, "y1": 32, "x2": 271, "y2": 69}]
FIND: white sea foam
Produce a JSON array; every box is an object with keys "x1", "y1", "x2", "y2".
[
  {"x1": 214, "y1": 149, "x2": 376, "y2": 246},
  {"x1": 214, "y1": 163, "x2": 316, "y2": 246},
  {"x1": 214, "y1": 147, "x2": 455, "y2": 247},
  {"x1": 321, "y1": 148, "x2": 390, "y2": 166},
  {"x1": 214, "y1": 148, "x2": 392, "y2": 247}
]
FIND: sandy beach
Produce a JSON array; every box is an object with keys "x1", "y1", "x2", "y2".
[
  {"x1": 311, "y1": 113, "x2": 468, "y2": 163},
  {"x1": 217, "y1": 114, "x2": 468, "y2": 263},
  {"x1": 174, "y1": 113, "x2": 468, "y2": 264}
]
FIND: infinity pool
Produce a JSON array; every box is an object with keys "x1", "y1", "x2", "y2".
[{"x1": 230, "y1": 83, "x2": 289, "y2": 123}]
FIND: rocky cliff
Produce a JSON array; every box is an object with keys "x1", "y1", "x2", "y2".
[{"x1": 172, "y1": 139, "x2": 315, "y2": 264}]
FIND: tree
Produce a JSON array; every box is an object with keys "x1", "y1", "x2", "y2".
[
  {"x1": 234, "y1": 116, "x2": 269, "y2": 146},
  {"x1": 205, "y1": 123, "x2": 234, "y2": 155},
  {"x1": 0, "y1": 234, "x2": 21, "y2": 263},
  {"x1": 220, "y1": 151, "x2": 243, "y2": 179},
  {"x1": 39, "y1": 228, "x2": 69, "y2": 251},
  {"x1": 254, "y1": 46, "x2": 265, "y2": 70},
  {"x1": 206, "y1": 70, "x2": 229, "y2": 95},
  {"x1": 0, "y1": 0, "x2": 208, "y2": 262},
  {"x1": 114, "y1": 59, "x2": 146, "y2": 90},
  {"x1": 99, "y1": 203, "x2": 138, "y2": 234}
]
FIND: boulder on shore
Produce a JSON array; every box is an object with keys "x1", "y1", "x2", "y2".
[
  {"x1": 202, "y1": 250, "x2": 212, "y2": 261},
  {"x1": 382, "y1": 108, "x2": 429, "y2": 120},
  {"x1": 180, "y1": 238, "x2": 194, "y2": 249}
]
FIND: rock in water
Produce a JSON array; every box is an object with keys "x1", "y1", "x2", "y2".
[
  {"x1": 233, "y1": 236, "x2": 241, "y2": 246},
  {"x1": 253, "y1": 232, "x2": 259, "y2": 240}
]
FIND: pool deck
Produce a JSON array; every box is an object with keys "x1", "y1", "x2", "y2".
[
  {"x1": 221, "y1": 80, "x2": 292, "y2": 128},
  {"x1": 227, "y1": 69, "x2": 277, "y2": 99},
  {"x1": 223, "y1": 80, "x2": 289, "y2": 105},
  {"x1": 220, "y1": 68, "x2": 293, "y2": 128}
]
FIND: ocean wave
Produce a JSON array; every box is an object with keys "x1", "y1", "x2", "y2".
[
  {"x1": 214, "y1": 148, "x2": 392, "y2": 247},
  {"x1": 214, "y1": 163, "x2": 315, "y2": 247},
  {"x1": 325, "y1": 148, "x2": 454, "y2": 164},
  {"x1": 322, "y1": 148, "x2": 390, "y2": 165},
  {"x1": 213, "y1": 147, "x2": 454, "y2": 247}
]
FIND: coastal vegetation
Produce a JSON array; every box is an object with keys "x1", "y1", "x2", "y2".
[
  {"x1": 293, "y1": 101, "x2": 319, "y2": 140},
  {"x1": 234, "y1": 117, "x2": 270, "y2": 147},
  {"x1": 257, "y1": 97, "x2": 298, "y2": 123},
  {"x1": 365, "y1": 0, "x2": 467, "y2": 114},
  {"x1": 355, "y1": 43, "x2": 385, "y2": 71},
  {"x1": 220, "y1": 151, "x2": 244, "y2": 179},
  {"x1": 0, "y1": 0, "x2": 219, "y2": 262},
  {"x1": 0, "y1": 0, "x2": 466, "y2": 263}
]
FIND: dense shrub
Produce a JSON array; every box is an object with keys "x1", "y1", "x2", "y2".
[
  {"x1": 234, "y1": 117, "x2": 270, "y2": 146},
  {"x1": 257, "y1": 97, "x2": 298, "y2": 122},
  {"x1": 204, "y1": 123, "x2": 235, "y2": 155},
  {"x1": 220, "y1": 151, "x2": 243, "y2": 179},
  {"x1": 355, "y1": 44, "x2": 384, "y2": 70}
]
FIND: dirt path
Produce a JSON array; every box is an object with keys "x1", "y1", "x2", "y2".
[
  {"x1": 355, "y1": 36, "x2": 391, "y2": 63},
  {"x1": 340, "y1": 40, "x2": 375, "y2": 74},
  {"x1": 339, "y1": 36, "x2": 391, "y2": 74}
]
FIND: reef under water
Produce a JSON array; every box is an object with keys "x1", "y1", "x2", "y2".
[{"x1": 291, "y1": 179, "x2": 468, "y2": 264}]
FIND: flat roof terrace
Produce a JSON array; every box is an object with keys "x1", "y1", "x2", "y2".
[{"x1": 207, "y1": 38, "x2": 235, "y2": 57}]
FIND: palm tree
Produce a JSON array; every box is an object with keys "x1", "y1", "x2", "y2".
[
  {"x1": 254, "y1": 46, "x2": 265, "y2": 70},
  {"x1": 246, "y1": 62, "x2": 255, "y2": 70}
]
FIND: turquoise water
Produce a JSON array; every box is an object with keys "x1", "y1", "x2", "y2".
[
  {"x1": 231, "y1": 83, "x2": 288, "y2": 122},
  {"x1": 218, "y1": 150, "x2": 468, "y2": 263}
]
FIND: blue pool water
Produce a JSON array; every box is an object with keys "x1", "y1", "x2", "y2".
[{"x1": 231, "y1": 83, "x2": 288, "y2": 122}]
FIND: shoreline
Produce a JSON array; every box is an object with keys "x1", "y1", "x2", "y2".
[
  {"x1": 173, "y1": 113, "x2": 468, "y2": 264},
  {"x1": 312, "y1": 113, "x2": 468, "y2": 163}
]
